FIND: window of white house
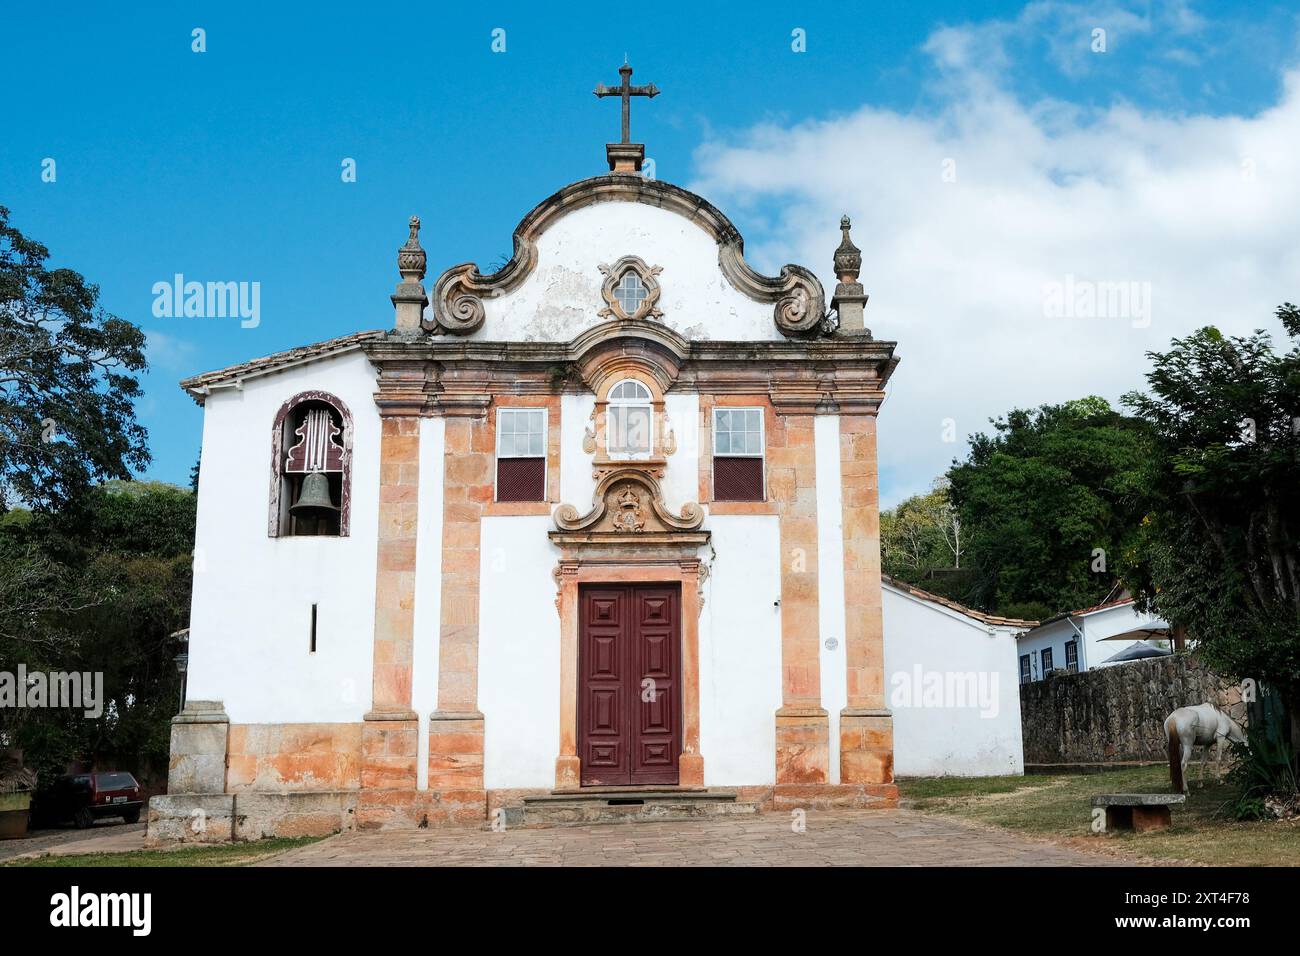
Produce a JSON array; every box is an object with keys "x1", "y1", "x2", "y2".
[
  {"x1": 1064, "y1": 640, "x2": 1079, "y2": 673},
  {"x1": 1040, "y1": 647, "x2": 1054, "y2": 675},
  {"x1": 712, "y1": 407, "x2": 765, "y2": 501},
  {"x1": 496, "y1": 408, "x2": 547, "y2": 501},
  {"x1": 1019, "y1": 654, "x2": 1032, "y2": 685},
  {"x1": 606, "y1": 380, "x2": 653, "y2": 458}
]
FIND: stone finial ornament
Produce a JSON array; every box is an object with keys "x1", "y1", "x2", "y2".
[
  {"x1": 392, "y1": 215, "x2": 429, "y2": 333},
  {"x1": 830, "y1": 213, "x2": 870, "y2": 336},
  {"x1": 398, "y1": 216, "x2": 427, "y2": 282},
  {"x1": 833, "y1": 215, "x2": 862, "y2": 282}
]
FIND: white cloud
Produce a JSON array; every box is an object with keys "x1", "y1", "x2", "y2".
[
  {"x1": 144, "y1": 329, "x2": 197, "y2": 374},
  {"x1": 689, "y1": 7, "x2": 1300, "y2": 508}
]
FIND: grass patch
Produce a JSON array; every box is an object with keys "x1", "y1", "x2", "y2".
[
  {"x1": 899, "y1": 766, "x2": 1300, "y2": 866},
  {"x1": 5, "y1": 835, "x2": 324, "y2": 868}
]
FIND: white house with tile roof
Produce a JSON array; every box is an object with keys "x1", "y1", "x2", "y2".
[
  {"x1": 1015, "y1": 593, "x2": 1170, "y2": 684},
  {"x1": 882, "y1": 577, "x2": 1031, "y2": 776}
]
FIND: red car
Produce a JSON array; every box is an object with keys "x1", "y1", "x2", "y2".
[{"x1": 38, "y1": 772, "x2": 144, "y2": 828}]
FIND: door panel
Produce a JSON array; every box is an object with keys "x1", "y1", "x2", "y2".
[{"x1": 579, "y1": 584, "x2": 681, "y2": 786}]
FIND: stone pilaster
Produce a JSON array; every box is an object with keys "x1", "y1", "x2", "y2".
[
  {"x1": 838, "y1": 413, "x2": 895, "y2": 787},
  {"x1": 770, "y1": 413, "x2": 829, "y2": 784},
  {"x1": 427, "y1": 413, "x2": 490, "y2": 821},
  {"x1": 360, "y1": 414, "x2": 421, "y2": 827}
]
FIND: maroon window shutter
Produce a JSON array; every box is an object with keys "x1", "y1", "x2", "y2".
[
  {"x1": 496, "y1": 457, "x2": 546, "y2": 502},
  {"x1": 713, "y1": 457, "x2": 764, "y2": 501}
]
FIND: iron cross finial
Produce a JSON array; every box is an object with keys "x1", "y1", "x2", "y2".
[{"x1": 594, "y1": 61, "x2": 660, "y2": 144}]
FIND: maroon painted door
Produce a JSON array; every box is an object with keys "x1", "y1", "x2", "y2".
[{"x1": 578, "y1": 584, "x2": 681, "y2": 786}]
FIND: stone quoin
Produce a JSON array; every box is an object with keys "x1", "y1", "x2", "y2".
[{"x1": 148, "y1": 66, "x2": 902, "y2": 842}]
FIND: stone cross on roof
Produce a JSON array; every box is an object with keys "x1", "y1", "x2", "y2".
[{"x1": 594, "y1": 61, "x2": 659, "y2": 174}]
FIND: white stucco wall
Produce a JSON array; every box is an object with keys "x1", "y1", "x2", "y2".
[
  {"x1": 187, "y1": 351, "x2": 380, "y2": 724},
  {"x1": 662, "y1": 393, "x2": 700, "y2": 515},
  {"x1": 882, "y1": 585, "x2": 1025, "y2": 777},
  {"x1": 477, "y1": 202, "x2": 786, "y2": 343},
  {"x1": 478, "y1": 516, "x2": 562, "y2": 790},
  {"x1": 699, "y1": 515, "x2": 783, "y2": 786},
  {"x1": 411, "y1": 416, "x2": 445, "y2": 789},
  {"x1": 559, "y1": 392, "x2": 597, "y2": 512},
  {"x1": 815, "y1": 415, "x2": 847, "y2": 784}
]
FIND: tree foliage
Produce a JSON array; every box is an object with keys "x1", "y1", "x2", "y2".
[
  {"x1": 880, "y1": 479, "x2": 968, "y2": 599},
  {"x1": 0, "y1": 482, "x2": 193, "y2": 786},
  {"x1": 946, "y1": 396, "x2": 1151, "y2": 621},
  {"x1": 0, "y1": 205, "x2": 149, "y2": 513},
  {"x1": 1122, "y1": 308, "x2": 1300, "y2": 734}
]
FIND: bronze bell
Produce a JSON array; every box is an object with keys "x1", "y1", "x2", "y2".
[{"x1": 291, "y1": 471, "x2": 339, "y2": 518}]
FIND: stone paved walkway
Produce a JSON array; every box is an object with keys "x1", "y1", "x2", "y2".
[
  {"x1": 0, "y1": 821, "x2": 146, "y2": 863},
  {"x1": 259, "y1": 809, "x2": 1116, "y2": 867}
]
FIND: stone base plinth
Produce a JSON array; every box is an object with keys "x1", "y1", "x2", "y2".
[
  {"x1": 167, "y1": 700, "x2": 230, "y2": 794},
  {"x1": 146, "y1": 793, "x2": 235, "y2": 845},
  {"x1": 769, "y1": 783, "x2": 899, "y2": 811},
  {"x1": 839, "y1": 709, "x2": 895, "y2": 785},
  {"x1": 427, "y1": 711, "x2": 485, "y2": 791},
  {"x1": 147, "y1": 791, "x2": 359, "y2": 845},
  {"x1": 360, "y1": 712, "x2": 418, "y2": 790},
  {"x1": 357, "y1": 788, "x2": 487, "y2": 829},
  {"x1": 679, "y1": 753, "x2": 705, "y2": 787},
  {"x1": 774, "y1": 707, "x2": 830, "y2": 784},
  {"x1": 554, "y1": 755, "x2": 581, "y2": 791}
]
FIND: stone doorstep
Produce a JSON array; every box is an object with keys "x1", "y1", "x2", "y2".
[
  {"x1": 517, "y1": 788, "x2": 756, "y2": 828},
  {"x1": 532, "y1": 787, "x2": 730, "y2": 802}
]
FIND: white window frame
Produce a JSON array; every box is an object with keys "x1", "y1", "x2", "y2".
[
  {"x1": 494, "y1": 407, "x2": 548, "y2": 502},
  {"x1": 1019, "y1": 653, "x2": 1032, "y2": 684},
  {"x1": 711, "y1": 406, "x2": 766, "y2": 500},
  {"x1": 605, "y1": 379, "x2": 654, "y2": 460}
]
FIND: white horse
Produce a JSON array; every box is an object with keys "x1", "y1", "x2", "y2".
[{"x1": 1163, "y1": 703, "x2": 1247, "y2": 794}]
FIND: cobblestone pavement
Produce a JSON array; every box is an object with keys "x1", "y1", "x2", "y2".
[{"x1": 259, "y1": 809, "x2": 1119, "y2": 867}]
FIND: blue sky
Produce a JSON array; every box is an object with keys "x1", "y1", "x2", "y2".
[{"x1": 4, "y1": 1, "x2": 1299, "y2": 504}]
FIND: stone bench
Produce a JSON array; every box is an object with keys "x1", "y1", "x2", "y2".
[{"x1": 1091, "y1": 793, "x2": 1186, "y2": 833}]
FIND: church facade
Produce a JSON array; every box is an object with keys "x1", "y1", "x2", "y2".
[{"x1": 150, "y1": 92, "x2": 901, "y2": 839}]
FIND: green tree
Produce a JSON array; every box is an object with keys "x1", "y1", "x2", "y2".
[
  {"x1": 881, "y1": 479, "x2": 966, "y2": 597},
  {"x1": 0, "y1": 483, "x2": 193, "y2": 786},
  {"x1": 1123, "y1": 307, "x2": 1300, "y2": 751},
  {"x1": 947, "y1": 396, "x2": 1151, "y2": 620},
  {"x1": 0, "y1": 205, "x2": 149, "y2": 513}
]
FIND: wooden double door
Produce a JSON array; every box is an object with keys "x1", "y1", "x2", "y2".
[{"x1": 579, "y1": 584, "x2": 682, "y2": 786}]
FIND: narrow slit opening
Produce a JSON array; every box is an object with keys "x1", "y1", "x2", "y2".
[{"x1": 310, "y1": 603, "x2": 318, "y2": 653}]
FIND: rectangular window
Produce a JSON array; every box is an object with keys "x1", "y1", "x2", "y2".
[
  {"x1": 1019, "y1": 654, "x2": 1031, "y2": 685},
  {"x1": 1064, "y1": 640, "x2": 1078, "y2": 673},
  {"x1": 713, "y1": 407, "x2": 765, "y2": 501},
  {"x1": 496, "y1": 408, "x2": 547, "y2": 502},
  {"x1": 1040, "y1": 647, "x2": 1054, "y2": 675}
]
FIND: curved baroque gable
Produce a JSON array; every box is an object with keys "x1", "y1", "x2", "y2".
[{"x1": 428, "y1": 176, "x2": 826, "y2": 339}]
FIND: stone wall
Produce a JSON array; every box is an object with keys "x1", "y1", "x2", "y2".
[{"x1": 1020, "y1": 654, "x2": 1244, "y2": 765}]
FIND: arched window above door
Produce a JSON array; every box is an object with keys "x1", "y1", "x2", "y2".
[{"x1": 605, "y1": 379, "x2": 653, "y2": 459}]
